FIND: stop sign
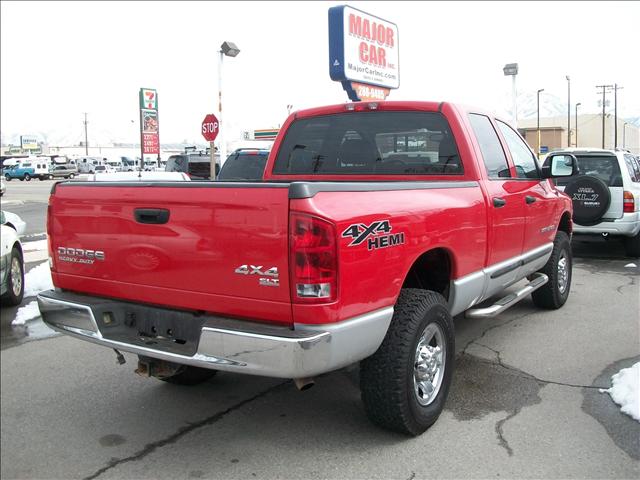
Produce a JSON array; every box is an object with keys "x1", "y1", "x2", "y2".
[{"x1": 201, "y1": 114, "x2": 219, "y2": 142}]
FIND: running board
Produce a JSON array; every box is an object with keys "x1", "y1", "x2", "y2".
[{"x1": 465, "y1": 273, "x2": 549, "y2": 319}]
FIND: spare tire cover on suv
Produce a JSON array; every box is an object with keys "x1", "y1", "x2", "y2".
[{"x1": 563, "y1": 175, "x2": 611, "y2": 226}]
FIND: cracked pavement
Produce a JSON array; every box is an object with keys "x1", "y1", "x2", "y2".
[{"x1": 1, "y1": 240, "x2": 639, "y2": 479}]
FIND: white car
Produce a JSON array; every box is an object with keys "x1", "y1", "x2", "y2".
[
  {"x1": 549, "y1": 148, "x2": 640, "y2": 257},
  {"x1": 2, "y1": 210, "x2": 26, "y2": 237},
  {"x1": 1, "y1": 218, "x2": 25, "y2": 306}
]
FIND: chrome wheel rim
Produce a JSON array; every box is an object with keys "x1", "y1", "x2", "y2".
[
  {"x1": 413, "y1": 322, "x2": 446, "y2": 406},
  {"x1": 10, "y1": 256, "x2": 22, "y2": 296},
  {"x1": 557, "y1": 253, "x2": 569, "y2": 294}
]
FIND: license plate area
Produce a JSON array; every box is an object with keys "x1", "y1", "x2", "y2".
[{"x1": 91, "y1": 302, "x2": 206, "y2": 356}]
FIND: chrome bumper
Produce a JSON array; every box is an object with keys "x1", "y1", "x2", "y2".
[{"x1": 37, "y1": 290, "x2": 393, "y2": 379}]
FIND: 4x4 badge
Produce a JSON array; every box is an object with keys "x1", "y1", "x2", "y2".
[{"x1": 342, "y1": 220, "x2": 405, "y2": 251}]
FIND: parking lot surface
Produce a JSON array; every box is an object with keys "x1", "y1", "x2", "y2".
[{"x1": 1, "y1": 181, "x2": 638, "y2": 479}]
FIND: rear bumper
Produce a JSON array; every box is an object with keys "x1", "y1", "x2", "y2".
[
  {"x1": 37, "y1": 290, "x2": 393, "y2": 379},
  {"x1": 573, "y1": 213, "x2": 640, "y2": 237}
]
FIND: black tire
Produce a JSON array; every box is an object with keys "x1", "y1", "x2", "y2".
[
  {"x1": 68, "y1": 173, "x2": 75, "y2": 179},
  {"x1": 159, "y1": 366, "x2": 217, "y2": 385},
  {"x1": 624, "y1": 232, "x2": 640, "y2": 258},
  {"x1": 564, "y1": 175, "x2": 611, "y2": 226},
  {"x1": 24, "y1": 173, "x2": 31, "y2": 181},
  {"x1": 2, "y1": 247, "x2": 24, "y2": 306},
  {"x1": 360, "y1": 289, "x2": 455, "y2": 436},
  {"x1": 531, "y1": 231, "x2": 572, "y2": 309},
  {"x1": 5, "y1": 174, "x2": 11, "y2": 181}
]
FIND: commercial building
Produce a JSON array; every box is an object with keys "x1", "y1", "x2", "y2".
[{"x1": 517, "y1": 114, "x2": 639, "y2": 156}]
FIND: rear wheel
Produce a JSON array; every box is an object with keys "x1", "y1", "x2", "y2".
[
  {"x1": 68, "y1": 173, "x2": 75, "y2": 179},
  {"x1": 5, "y1": 174, "x2": 11, "y2": 181},
  {"x1": 24, "y1": 173, "x2": 31, "y2": 181},
  {"x1": 532, "y1": 231, "x2": 572, "y2": 309},
  {"x1": 360, "y1": 289, "x2": 454, "y2": 436},
  {"x1": 2, "y1": 247, "x2": 24, "y2": 306},
  {"x1": 624, "y1": 232, "x2": 640, "y2": 258}
]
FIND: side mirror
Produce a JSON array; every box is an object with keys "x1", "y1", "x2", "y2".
[{"x1": 541, "y1": 153, "x2": 578, "y2": 178}]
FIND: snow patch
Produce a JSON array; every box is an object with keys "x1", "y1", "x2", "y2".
[
  {"x1": 22, "y1": 240, "x2": 48, "y2": 252},
  {"x1": 24, "y1": 261, "x2": 53, "y2": 298},
  {"x1": 11, "y1": 301, "x2": 41, "y2": 326},
  {"x1": 600, "y1": 362, "x2": 640, "y2": 422},
  {"x1": 624, "y1": 263, "x2": 637, "y2": 268}
]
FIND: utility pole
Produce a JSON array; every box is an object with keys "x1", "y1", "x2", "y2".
[
  {"x1": 83, "y1": 112, "x2": 89, "y2": 155},
  {"x1": 613, "y1": 84, "x2": 623, "y2": 149},
  {"x1": 596, "y1": 85, "x2": 613, "y2": 149}
]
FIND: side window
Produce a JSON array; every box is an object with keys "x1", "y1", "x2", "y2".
[
  {"x1": 624, "y1": 155, "x2": 640, "y2": 182},
  {"x1": 496, "y1": 120, "x2": 540, "y2": 179},
  {"x1": 468, "y1": 114, "x2": 511, "y2": 179}
]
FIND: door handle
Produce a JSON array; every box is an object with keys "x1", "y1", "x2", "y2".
[
  {"x1": 493, "y1": 197, "x2": 507, "y2": 208},
  {"x1": 134, "y1": 208, "x2": 170, "y2": 224},
  {"x1": 525, "y1": 196, "x2": 537, "y2": 204}
]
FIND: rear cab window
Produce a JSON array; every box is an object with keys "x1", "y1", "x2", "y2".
[{"x1": 272, "y1": 111, "x2": 462, "y2": 176}]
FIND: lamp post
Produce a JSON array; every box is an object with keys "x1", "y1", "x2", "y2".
[
  {"x1": 213, "y1": 40, "x2": 240, "y2": 180},
  {"x1": 537, "y1": 88, "x2": 544, "y2": 156},
  {"x1": 575, "y1": 102, "x2": 581, "y2": 148},
  {"x1": 566, "y1": 76, "x2": 571, "y2": 147},
  {"x1": 503, "y1": 63, "x2": 519, "y2": 127},
  {"x1": 623, "y1": 122, "x2": 628, "y2": 149}
]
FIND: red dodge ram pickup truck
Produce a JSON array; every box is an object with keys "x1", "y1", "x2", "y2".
[{"x1": 38, "y1": 101, "x2": 577, "y2": 435}]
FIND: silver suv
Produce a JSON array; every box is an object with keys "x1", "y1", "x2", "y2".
[
  {"x1": 50, "y1": 164, "x2": 78, "y2": 179},
  {"x1": 548, "y1": 148, "x2": 640, "y2": 257}
]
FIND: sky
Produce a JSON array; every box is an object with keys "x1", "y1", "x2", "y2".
[{"x1": 1, "y1": 1, "x2": 639, "y2": 146}]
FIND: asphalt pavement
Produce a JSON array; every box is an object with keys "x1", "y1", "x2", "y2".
[{"x1": 1, "y1": 181, "x2": 638, "y2": 479}]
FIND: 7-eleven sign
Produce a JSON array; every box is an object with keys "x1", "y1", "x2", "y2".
[{"x1": 140, "y1": 88, "x2": 157, "y2": 109}]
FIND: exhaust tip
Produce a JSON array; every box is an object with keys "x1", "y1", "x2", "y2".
[{"x1": 293, "y1": 377, "x2": 315, "y2": 391}]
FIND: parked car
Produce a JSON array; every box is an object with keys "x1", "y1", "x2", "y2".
[
  {"x1": 1, "y1": 215, "x2": 25, "y2": 306},
  {"x1": 2, "y1": 211, "x2": 26, "y2": 237},
  {"x1": 49, "y1": 164, "x2": 78, "y2": 179},
  {"x1": 165, "y1": 150, "x2": 220, "y2": 179},
  {"x1": 217, "y1": 148, "x2": 270, "y2": 181},
  {"x1": 4, "y1": 160, "x2": 50, "y2": 181},
  {"x1": 548, "y1": 148, "x2": 640, "y2": 257},
  {"x1": 93, "y1": 165, "x2": 117, "y2": 174}
]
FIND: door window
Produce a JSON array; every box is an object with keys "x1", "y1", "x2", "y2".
[
  {"x1": 496, "y1": 121, "x2": 539, "y2": 179},
  {"x1": 468, "y1": 114, "x2": 510, "y2": 178}
]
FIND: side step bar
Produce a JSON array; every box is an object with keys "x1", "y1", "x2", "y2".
[{"x1": 465, "y1": 273, "x2": 549, "y2": 319}]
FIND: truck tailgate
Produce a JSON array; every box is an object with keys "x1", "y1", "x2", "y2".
[{"x1": 49, "y1": 182, "x2": 292, "y2": 324}]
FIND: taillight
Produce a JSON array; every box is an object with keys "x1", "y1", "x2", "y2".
[
  {"x1": 47, "y1": 204, "x2": 55, "y2": 271},
  {"x1": 623, "y1": 191, "x2": 635, "y2": 213},
  {"x1": 289, "y1": 213, "x2": 338, "y2": 303}
]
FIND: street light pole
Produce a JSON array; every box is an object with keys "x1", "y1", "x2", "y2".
[
  {"x1": 503, "y1": 63, "x2": 519, "y2": 127},
  {"x1": 566, "y1": 76, "x2": 571, "y2": 148},
  {"x1": 213, "y1": 41, "x2": 240, "y2": 181},
  {"x1": 83, "y1": 112, "x2": 89, "y2": 155},
  {"x1": 623, "y1": 122, "x2": 627, "y2": 149},
  {"x1": 613, "y1": 84, "x2": 623, "y2": 149},
  {"x1": 575, "y1": 102, "x2": 581, "y2": 148},
  {"x1": 537, "y1": 88, "x2": 544, "y2": 156}
]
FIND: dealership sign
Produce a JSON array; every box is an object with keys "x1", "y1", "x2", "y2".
[
  {"x1": 329, "y1": 5, "x2": 399, "y2": 101},
  {"x1": 20, "y1": 135, "x2": 38, "y2": 150},
  {"x1": 139, "y1": 88, "x2": 159, "y2": 156}
]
